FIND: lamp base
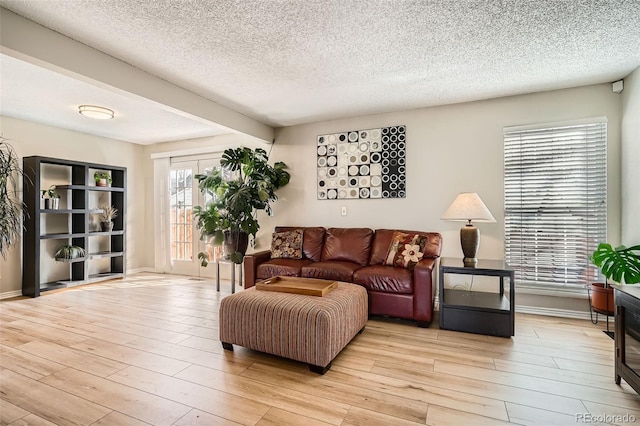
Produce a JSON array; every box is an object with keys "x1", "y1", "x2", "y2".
[
  {"x1": 460, "y1": 224, "x2": 480, "y2": 264},
  {"x1": 463, "y1": 257, "x2": 478, "y2": 267}
]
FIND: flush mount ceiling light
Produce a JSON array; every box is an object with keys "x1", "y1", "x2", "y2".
[{"x1": 78, "y1": 105, "x2": 114, "y2": 120}]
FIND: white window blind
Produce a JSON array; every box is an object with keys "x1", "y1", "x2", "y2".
[{"x1": 504, "y1": 120, "x2": 607, "y2": 288}]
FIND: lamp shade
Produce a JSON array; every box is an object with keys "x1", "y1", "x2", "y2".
[{"x1": 441, "y1": 192, "x2": 496, "y2": 223}]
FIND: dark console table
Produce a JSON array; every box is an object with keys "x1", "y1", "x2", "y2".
[
  {"x1": 613, "y1": 284, "x2": 640, "y2": 395},
  {"x1": 439, "y1": 258, "x2": 515, "y2": 337}
]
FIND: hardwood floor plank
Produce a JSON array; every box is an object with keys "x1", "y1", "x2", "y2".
[
  {"x1": 326, "y1": 365, "x2": 510, "y2": 421},
  {"x1": 40, "y1": 367, "x2": 190, "y2": 426},
  {"x1": 240, "y1": 362, "x2": 429, "y2": 424},
  {"x1": 171, "y1": 409, "x2": 242, "y2": 426},
  {"x1": 505, "y1": 402, "x2": 579, "y2": 425},
  {"x1": 0, "y1": 369, "x2": 111, "y2": 426},
  {"x1": 0, "y1": 345, "x2": 66, "y2": 380},
  {"x1": 553, "y1": 357, "x2": 614, "y2": 378},
  {"x1": 435, "y1": 359, "x2": 640, "y2": 411},
  {"x1": 341, "y1": 406, "x2": 425, "y2": 426},
  {"x1": 425, "y1": 405, "x2": 515, "y2": 426},
  {"x1": 123, "y1": 336, "x2": 250, "y2": 375},
  {"x1": 255, "y1": 407, "x2": 335, "y2": 426},
  {"x1": 581, "y1": 401, "x2": 640, "y2": 425},
  {"x1": 1, "y1": 398, "x2": 30, "y2": 425},
  {"x1": 107, "y1": 365, "x2": 270, "y2": 425},
  {"x1": 69, "y1": 338, "x2": 191, "y2": 376},
  {"x1": 2, "y1": 320, "x2": 89, "y2": 347},
  {"x1": 368, "y1": 360, "x2": 587, "y2": 416},
  {"x1": 89, "y1": 411, "x2": 152, "y2": 426},
  {"x1": 17, "y1": 341, "x2": 127, "y2": 378},
  {"x1": 175, "y1": 364, "x2": 349, "y2": 425},
  {"x1": 7, "y1": 413, "x2": 60, "y2": 426}
]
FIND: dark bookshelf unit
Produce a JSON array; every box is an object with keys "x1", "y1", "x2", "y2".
[{"x1": 22, "y1": 156, "x2": 126, "y2": 297}]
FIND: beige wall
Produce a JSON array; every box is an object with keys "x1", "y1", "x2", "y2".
[
  {"x1": 260, "y1": 83, "x2": 622, "y2": 257},
  {"x1": 621, "y1": 66, "x2": 640, "y2": 245},
  {"x1": 0, "y1": 116, "x2": 146, "y2": 294},
  {"x1": 256, "y1": 83, "x2": 621, "y2": 315}
]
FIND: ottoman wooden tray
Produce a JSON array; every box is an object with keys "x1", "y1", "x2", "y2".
[
  {"x1": 256, "y1": 276, "x2": 337, "y2": 296},
  {"x1": 219, "y1": 281, "x2": 368, "y2": 374}
]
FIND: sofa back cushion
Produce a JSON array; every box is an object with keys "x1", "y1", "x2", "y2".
[
  {"x1": 275, "y1": 226, "x2": 326, "y2": 262},
  {"x1": 321, "y1": 228, "x2": 374, "y2": 266},
  {"x1": 370, "y1": 229, "x2": 442, "y2": 265}
]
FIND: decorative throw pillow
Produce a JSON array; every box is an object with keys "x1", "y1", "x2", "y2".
[
  {"x1": 384, "y1": 231, "x2": 427, "y2": 270},
  {"x1": 270, "y1": 229, "x2": 303, "y2": 259}
]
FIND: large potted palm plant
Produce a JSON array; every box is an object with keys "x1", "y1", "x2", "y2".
[
  {"x1": 193, "y1": 147, "x2": 290, "y2": 264},
  {"x1": 0, "y1": 139, "x2": 26, "y2": 261},
  {"x1": 589, "y1": 243, "x2": 640, "y2": 315}
]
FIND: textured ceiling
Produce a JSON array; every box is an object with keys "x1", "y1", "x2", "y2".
[{"x1": 1, "y1": 0, "x2": 639, "y2": 142}]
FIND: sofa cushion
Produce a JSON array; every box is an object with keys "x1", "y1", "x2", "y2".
[
  {"x1": 301, "y1": 261, "x2": 362, "y2": 282},
  {"x1": 321, "y1": 228, "x2": 373, "y2": 266},
  {"x1": 257, "y1": 258, "x2": 313, "y2": 279},
  {"x1": 275, "y1": 226, "x2": 326, "y2": 261},
  {"x1": 370, "y1": 229, "x2": 442, "y2": 265},
  {"x1": 383, "y1": 231, "x2": 427, "y2": 270},
  {"x1": 353, "y1": 265, "x2": 413, "y2": 294},
  {"x1": 271, "y1": 229, "x2": 303, "y2": 259}
]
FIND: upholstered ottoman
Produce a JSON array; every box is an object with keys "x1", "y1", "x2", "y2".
[{"x1": 219, "y1": 282, "x2": 368, "y2": 374}]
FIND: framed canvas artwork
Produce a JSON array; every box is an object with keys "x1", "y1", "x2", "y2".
[{"x1": 317, "y1": 125, "x2": 406, "y2": 200}]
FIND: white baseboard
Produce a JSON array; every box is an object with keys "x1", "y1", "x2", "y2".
[
  {"x1": 0, "y1": 290, "x2": 23, "y2": 300},
  {"x1": 127, "y1": 267, "x2": 157, "y2": 274},
  {"x1": 515, "y1": 305, "x2": 592, "y2": 321},
  {"x1": 435, "y1": 297, "x2": 592, "y2": 320}
]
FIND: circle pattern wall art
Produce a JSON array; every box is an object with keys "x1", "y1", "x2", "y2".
[{"x1": 316, "y1": 125, "x2": 406, "y2": 199}]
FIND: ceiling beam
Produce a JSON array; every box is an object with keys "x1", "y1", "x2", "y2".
[{"x1": 0, "y1": 7, "x2": 274, "y2": 143}]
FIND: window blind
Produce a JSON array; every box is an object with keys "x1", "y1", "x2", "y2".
[{"x1": 504, "y1": 121, "x2": 607, "y2": 288}]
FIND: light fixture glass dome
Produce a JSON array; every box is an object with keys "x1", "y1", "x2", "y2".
[{"x1": 78, "y1": 105, "x2": 114, "y2": 120}]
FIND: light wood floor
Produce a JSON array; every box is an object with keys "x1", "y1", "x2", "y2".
[{"x1": 1, "y1": 274, "x2": 639, "y2": 426}]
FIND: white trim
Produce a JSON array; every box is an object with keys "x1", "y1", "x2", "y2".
[
  {"x1": 516, "y1": 285, "x2": 589, "y2": 299},
  {"x1": 504, "y1": 116, "x2": 608, "y2": 133},
  {"x1": 0, "y1": 289, "x2": 23, "y2": 300},
  {"x1": 128, "y1": 267, "x2": 157, "y2": 274},
  {"x1": 515, "y1": 305, "x2": 592, "y2": 321},
  {"x1": 151, "y1": 143, "x2": 251, "y2": 160}
]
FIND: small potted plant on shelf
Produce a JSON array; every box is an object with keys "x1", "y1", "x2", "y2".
[
  {"x1": 54, "y1": 244, "x2": 85, "y2": 261},
  {"x1": 98, "y1": 205, "x2": 118, "y2": 232},
  {"x1": 589, "y1": 243, "x2": 640, "y2": 315},
  {"x1": 94, "y1": 171, "x2": 112, "y2": 187},
  {"x1": 40, "y1": 185, "x2": 60, "y2": 210}
]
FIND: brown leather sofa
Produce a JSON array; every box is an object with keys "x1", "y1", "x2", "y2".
[{"x1": 244, "y1": 227, "x2": 442, "y2": 326}]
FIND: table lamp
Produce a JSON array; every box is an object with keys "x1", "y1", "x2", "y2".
[{"x1": 441, "y1": 192, "x2": 496, "y2": 266}]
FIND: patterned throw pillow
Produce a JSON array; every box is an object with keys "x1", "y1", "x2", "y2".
[
  {"x1": 271, "y1": 229, "x2": 304, "y2": 259},
  {"x1": 384, "y1": 231, "x2": 427, "y2": 269}
]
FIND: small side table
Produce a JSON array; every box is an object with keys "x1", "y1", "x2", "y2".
[
  {"x1": 215, "y1": 258, "x2": 243, "y2": 294},
  {"x1": 439, "y1": 257, "x2": 515, "y2": 337}
]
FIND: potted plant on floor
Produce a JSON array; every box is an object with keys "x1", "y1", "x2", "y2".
[
  {"x1": 98, "y1": 205, "x2": 118, "y2": 232},
  {"x1": 589, "y1": 243, "x2": 640, "y2": 317},
  {"x1": 193, "y1": 147, "x2": 290, "y2": 265},
  {"x1": 41, "y1": 185, "x2": 61, "y2": 210},
  {"x1": 0, "y1": 139, "x2": 26, "y2": 260}
]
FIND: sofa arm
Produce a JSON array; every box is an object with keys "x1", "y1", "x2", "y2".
[
  {"x1": 243, "y1": 250, "x2": 272, "y2": 288},
  {"x1": 413, "y1": 257, "x2": 438, "y2": 324}
]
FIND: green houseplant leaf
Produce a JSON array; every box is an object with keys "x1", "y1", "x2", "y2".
[
  {"x1": 591, "y1": 243, "x2": 640, "y2": 284},
  {"x1": 193, "y1": 147, "x2": 290, "y2": 264}
]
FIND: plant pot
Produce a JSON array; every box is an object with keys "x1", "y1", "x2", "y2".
[
  {"x1": 590, "y1": 282, "x2": 614, "y2": 315},
  {"x1": 44, "y1": 198, "x2": 60, "y2": 210},
  {"x1": 223, "y1": 230, "x2": 249, "y2": 263},
  {"x1": 96, "y1": 178, "x2": 107, "y2": 187},
  {"x1": 100, "y1": 221, "x2": 114, "y2": 232}
]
